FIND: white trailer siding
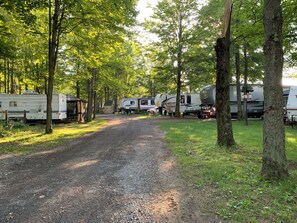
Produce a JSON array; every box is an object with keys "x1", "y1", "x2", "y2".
[
  {"x1": 0, "y1": 94, "x2": 67, "y2": 121},
  {"x1": 138, "y1": 98, "x2": 155, "y2": 111},
  {"x1": 155, "y1": 93, "x2": 201, "y2": 115},
  {"x1": 118, "y1": 97, "x2": 155, "y2": 114},
  {"x1": 287, "y1": 86, "x2": 297, "y2": 122},
  {"x1": 200, "y1": 84, "x2": 264, "y2": 118},
  {"x1": 118, "y1": 98, "x2": 139, "y2": 113}
]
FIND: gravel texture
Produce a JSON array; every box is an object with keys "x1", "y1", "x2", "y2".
[{"x1": 0, "y1": 115, "x2": 217, "y2": 223}]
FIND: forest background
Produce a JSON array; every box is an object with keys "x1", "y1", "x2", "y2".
[{"x1": 0, "y1": 0, "x2": 297, "y2": 112}]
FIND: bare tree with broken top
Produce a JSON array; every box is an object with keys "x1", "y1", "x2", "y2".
[{"x1": 215, "y1": 0, "x2": 236, "y2": 147}]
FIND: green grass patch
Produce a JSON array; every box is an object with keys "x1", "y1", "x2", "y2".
[
  {"x1": 0, "y1": 119, "x2": 107, "y2": 155},
  {"x1": 158, "y1": 120, "x2": 297, "y2": 223}
]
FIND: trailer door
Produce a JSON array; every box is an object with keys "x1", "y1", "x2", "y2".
[{"x1": 187, "y1": 95, "x2": 191, "y2": 104}]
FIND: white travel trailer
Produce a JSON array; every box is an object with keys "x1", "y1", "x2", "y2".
[
  {"x1": 154, "y1": 94, "x2": 175, "y2": 115},
  {"x1": 118, "y1": 97, "x2": 155, "y2": 114},
  {"x1": 286, "y1": 86, "x2": 297, "y2": 124},
  {"x1": 0, "y1": 93, "x2": 67, "y2": 122},
  {"x1": 155, "y1": 93, "x2": 202, "y2": 116},
  {"x1": 200, "y1": 84, "x2": 264, "y2": 118}
]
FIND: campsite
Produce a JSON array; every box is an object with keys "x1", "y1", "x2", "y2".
[{"x1": 1, "y1": 0, "x2": 297, "y2": 222}]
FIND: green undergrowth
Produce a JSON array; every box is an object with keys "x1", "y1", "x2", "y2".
[
  {"x1": 0, "y1": 119, "x2": 107, "y2": 155},
  {"x1": 158, "y1": 120, "x2": 297, "y2": 223}
]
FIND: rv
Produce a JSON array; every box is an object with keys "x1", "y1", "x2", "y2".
[
  {"x1": 154, "y1": 94, "x2": 175, "y2": 115},
  {"x1": 118, "y1": 97, "x2": 155, "y2": 114},
  {"x1": 102, "y1": 100, "x2": 116, "y2": 114},
  {"x1": 0, "y1": 93, "x2": 67, "y2": 122},
  {"x1": 200, "y1": 84, "x2": 264, "y2": 118},
  {"x1": 286, "y1": 86, "x2": 297, "y2": 124},
  {"x1": 154, "y1": 93, "x2": 202, "y2": 116}
]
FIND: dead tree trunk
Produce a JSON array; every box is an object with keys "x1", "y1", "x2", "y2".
[{"x1": 215, "y1": 0, "x2": 235, "y2": 147}]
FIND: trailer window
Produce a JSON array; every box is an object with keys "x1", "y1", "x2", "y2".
[
  {"x1": 130, "y1": 101, "x2": 135, "y2": 105},
  {"x1": 151, "y1": 100, "x2": 155, "y2": 105},
  {"x1": 9, "y1": 101, "x2": 17, "y2": 107},
  {"x1": 141, "y1": 100, "x2": 148, "y2": 105}
]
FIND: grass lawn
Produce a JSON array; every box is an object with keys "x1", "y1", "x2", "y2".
[
  {"x1": 0, "y1": 119, "x2": 107, "y2": 155},
  {"x1": 158, "y1": 119, "x2": 297, "y2": 223}
]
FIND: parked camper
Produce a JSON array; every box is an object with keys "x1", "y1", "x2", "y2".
[
  {"x1": 118, "y1": 97, "x2": 155, "y2": 114},
  {"x1": 118, "y1": 98, "x2": 139, "y2": 114},
  {"x1": 154, "y1": 94, "x2": 175, "y2": 115},
  {"x1": 155, "y1": 93, "x2": 202, "y2": 116},
  {"x1": 102, "y1": 100, "x2": 115, "y2": 114},
  {"x1": 0, "y1": 93, "x2": 67, "y2": 122},
  {"x1": 200, "y1": 84, "x2": 264, "y2": 118},
  {"x1": 286, "y1": 86, "x2": 297, "y2": 124}
]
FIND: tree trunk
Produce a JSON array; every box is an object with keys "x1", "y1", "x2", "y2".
[
  {"x1": 4, "y1": 58, "x2": 7, "y2": 93},
  {"x1": 76, "y1": 81, "x2": 80, "y2": 98},
  {"x1": 243, "y1": 41, "x2": 248, "y2": 125},
  {"x1": 215, "y1": 37, "x2": 235, "y2": 147},
  {"x1": 46, "y1": 0, "x2": 64, "y2": 134},
  {"x1": 175, "y1": 72, "x2": 182, "y2": 117},
  {"x1": 113, "y1": 94, "x2": 118, "y2": 114},
  {"x1": 7, "y1": 59, "x2": 10, "y2": 94},
  {"x1": 261, "y1": 0, "x2": 288, "y2": 179},
  {"x1": 215, "y1": 0, "x2": 235, "y2": 147},
  {"x1": 76, "y1": 63, "x2": 80, "y2": 98},
  {"x1": 235, "y1": 45, "x2": 242, "y2": 120},
  {"x1": 10, "y1": 59, "x2": 14, "y2": 94},
  {"x1": 46, "y1": 0, "x2": 57, "y2": 134},
  {"x1": 93, "y1": 90, "x2": 97, "y2": 119},
  {"x1": 86, "y1": 69, "x2": 94, "y2": 122},
  {"x1": 174, "y1": 10, "x2": 183, "y2": 117}
]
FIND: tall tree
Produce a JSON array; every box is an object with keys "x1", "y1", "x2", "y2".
[
  {"x1": 145, "y1": 0, "x2": 202, "y2": 117},
  {"x1": 215, "y1": 0, "x2": 236, "y2": 147},
  {"x1": 46, "y1": 0, "x2": 66, "y2": 133},
  {"x1": 261, "y1": 0, "x2": 288, "y2": 179}
]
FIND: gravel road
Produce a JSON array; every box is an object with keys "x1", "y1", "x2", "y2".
[{"x1": 0, "y1": 115, "x2": 216, "y2": 223}]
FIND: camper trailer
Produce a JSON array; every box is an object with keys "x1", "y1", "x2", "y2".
[
  {"x1": 102, "y1": 100, "x2": 116, "y2": 114},
  {"x1": 286, "y1": 86, "x2": 297, "y2": 124},
  {"x1": 0, "y1": 93, "x2": 67, "y2": 122},
  {"x1": 118, "y1": 97, "x2": 155, "y2": 114},
  {"x1": 154, "y1": 94, "x2": 175, "y2": 115},
  {"x1": 200, "y1": 84, "x2": 264, "y2": 118},
  {"x1": 154, "y1": 93, "x2": 202, "y2": 116}
]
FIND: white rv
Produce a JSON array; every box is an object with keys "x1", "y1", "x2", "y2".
[
  {"x1": 286, "y1": 86, "x2": 297, "y2": 123},
  {"x1": 155, "y1": 93, "x2": 202, "y2": 116},
  {"x1": 118, "y1": 97, "x2": 155, "y2": 114},
  {"x1": 0, "y1": 93, "x2": 67, "y2": 122},
  {"x1": 200, "y1": 84, "x2": 264, "y2": 118}
]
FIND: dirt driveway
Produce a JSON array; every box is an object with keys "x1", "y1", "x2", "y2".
[{"x1": 0, "y1": 115, "x2": 216, "y2": 223}]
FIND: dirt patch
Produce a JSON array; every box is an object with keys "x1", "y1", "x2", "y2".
[{"x1": 0, "y1": 115, "x2": 218, "y2": 222}]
